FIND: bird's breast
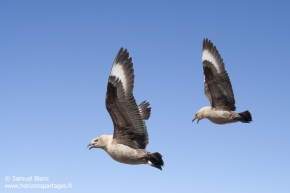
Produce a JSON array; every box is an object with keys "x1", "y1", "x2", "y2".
[
  {"x1": 106, "y1": 143, "x2": 147, "y2": 165},
  {"x1": 206, "y1": 110, "x2": 239, "y2": 124}
]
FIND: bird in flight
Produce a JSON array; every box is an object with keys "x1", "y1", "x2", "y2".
[
  {"x1": 192, "y1": 38, "x2": 252, "y2": 125},
  {"x1": 88, "y1": 48, "x2": 164, "y2": 170}
]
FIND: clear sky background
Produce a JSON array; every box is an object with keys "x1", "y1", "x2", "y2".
[{"x1": 1, "y1": 0, "x2": 290, "y2": 192}]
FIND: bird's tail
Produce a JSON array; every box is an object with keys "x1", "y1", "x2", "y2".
[
  {"x1": 238, "y1": 110, "x2": 252, "y2": 123},
  {"x1": 147, "y1": 152, "x2": 164, "y2": 170}
]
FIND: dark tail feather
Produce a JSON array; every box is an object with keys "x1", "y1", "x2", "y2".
[
  {"x1": 238, "y1": 110, "x2": 252, "y2": 123},
  {"x1": 148, "y1": 152, "x2": 164, "y2": 170}
]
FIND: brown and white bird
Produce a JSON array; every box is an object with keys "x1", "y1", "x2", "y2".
[
  {"x1": 88, "y1": 48, "x2": 164, "y2": 170},
  {"x1": 192, "y1": 38, "x2": 252, "y2": 125}
]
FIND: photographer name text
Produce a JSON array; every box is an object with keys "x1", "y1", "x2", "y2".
[{"x1": 10, "y1": 176, "x2": 49, "y2": 182}]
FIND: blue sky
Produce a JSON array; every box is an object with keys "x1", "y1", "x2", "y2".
[{"x1": 1, "y1": 0, "x2": 290, "y2": 192}]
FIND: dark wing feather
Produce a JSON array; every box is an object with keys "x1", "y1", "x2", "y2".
[
  {"x1": 204, "y1": 76, "x2": 213, "y2": 105},
  {"x1": 106, "y1": 48, "x2": 149, "y2": 149},
  {"x1": 202, "y1": 38, "x2": 236, "y2": 111},
  {"x1": 138, "y1": 101, "x2": 151, "y2": 120}
]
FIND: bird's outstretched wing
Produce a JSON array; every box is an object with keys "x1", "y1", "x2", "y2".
[
  {"x1": 202, "y1": 38, "x2": 236, "y2": 111},
  {"x1": 106, "y1": 48, "x2": 149, "y2": 149}
]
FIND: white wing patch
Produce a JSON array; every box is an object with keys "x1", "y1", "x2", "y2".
[
  {"x1": 202, "y1": 50, "x2": 221, "y2": 73},
  {"x1": 110, "y1": 63, "x2": 127, "y2": 92},
  {"x1": 138, "y1": 106, "x2": 143, "y2": 116}
]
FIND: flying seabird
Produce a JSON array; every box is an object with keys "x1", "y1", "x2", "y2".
[
  {"x1": 192, "y1": 38, "x2": 252, "y2": 124},
  {"x1": 88, "y1": 48, "x2": 164, "y2": 170}
]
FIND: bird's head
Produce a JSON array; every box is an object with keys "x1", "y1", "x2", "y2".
[
  {"x1": 192, "y1": 112, "x2": 203, "y2": 124},
  {"x1": 87, "y1": 135, "x2": 110, "y2": 150},
  {"x1": 192, "y1": 107, "x2": 210, "y2": 124}
]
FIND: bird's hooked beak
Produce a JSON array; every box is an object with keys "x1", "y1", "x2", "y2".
[
  {"x1": 192, "y1": 116, "x2": 200, "y2": 124},
  {"x1": 87, "y1": 142, "x2": 95, "y2": 150}
]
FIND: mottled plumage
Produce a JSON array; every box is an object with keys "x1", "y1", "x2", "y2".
[
  {"x1": 88, "y1": 48, "x2": 164, "y2": 170},
  {"x1": 192, "y1": 38, "x2": 252, "y2": 125}
]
